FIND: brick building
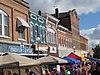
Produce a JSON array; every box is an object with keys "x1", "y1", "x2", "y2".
[
  {"x1": 80, "y1": 36, "x2": 88, "y2": 51},
  {"x1": 0, "y1": 0, "x2": 33, "y2": 55},
  {"x1": 57, "y1": 25, "x2": 73, "y2": 57},
  {"x1": 52, "y1": 8, "x2": 88, "y2": 57}
]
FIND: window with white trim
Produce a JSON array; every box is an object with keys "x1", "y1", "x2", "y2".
[
  {"x1": 35, "y1": 24, "x2": 39, "y2": 38},
  {"x1": 40, "y1": 26, "x2": 42, "y2": 42},
  {"x1": 0, "y1": 10, "x2": 9, "y2": 36},
  {"x1": 33, "y1": 25, "x2": 36, "y2": 41},
  {"x1": 42, "y1": 27, "x2": 46, "y2": 43},
  {"x1": 53, "y1": 33, "x2": 56, "y2": 44},
  {"x1": 30, "y1": 24, "x2": 33, "y2": 37},
  {"x1": 47, "y1": 28, "x2": 56, "y2": 44}
]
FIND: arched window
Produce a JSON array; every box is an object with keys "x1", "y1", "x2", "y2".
[
  {"x1": 30, "y1": 24, "x2": 33, "y2": 39},
  {"x1": 47, "y1": 28, "x2": 56, "y2": 44},
  {"x1": 30, "y1": 23, "x2": 36, "y2": 42},
  {"x1": 0, "y1": 10, "x2": 9, "y2": 36}
]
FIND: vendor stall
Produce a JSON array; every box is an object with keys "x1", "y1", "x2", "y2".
[{"x1": 0, "y1": 53, "x2": 41, "y2": 75}]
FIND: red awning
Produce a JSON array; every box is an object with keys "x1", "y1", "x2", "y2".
[{"x1": 67, "y1": 52, "x2": 82, "y2": 60}]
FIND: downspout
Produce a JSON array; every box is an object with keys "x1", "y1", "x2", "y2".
[{"x1": 12, "y1": 8, "x2": 14, "y2": 41}]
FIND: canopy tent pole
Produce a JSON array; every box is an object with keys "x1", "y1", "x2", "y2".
[
  {"x1": 1, "y1": 68, "x2": 3, "y2": 75},
  {"x1": 18, "y1": 62, "x2": 21, "y2": 75}
]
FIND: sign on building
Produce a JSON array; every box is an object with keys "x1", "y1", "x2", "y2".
[{"x1": 50, "y1": 46, "x2": 57, "y2": 53}]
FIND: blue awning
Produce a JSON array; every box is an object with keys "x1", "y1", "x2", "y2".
[
  {"x1": 62, "y1": 57, "x2": 81, "y2": 64},
  {"x1": 88, "y1": 57, "x2": 97, "y2": 61}
]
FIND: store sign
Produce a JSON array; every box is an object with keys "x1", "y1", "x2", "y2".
[
  {"x1": 50, "y1": 46, "x2": 57, "y2": 53},
  {"x1": 8, "y1": 44, "x2": 33, "y2": 54}
]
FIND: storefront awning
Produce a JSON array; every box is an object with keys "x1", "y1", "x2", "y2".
[{"x1": 17, "y1": 17, "x2": 29, "y2": 28}]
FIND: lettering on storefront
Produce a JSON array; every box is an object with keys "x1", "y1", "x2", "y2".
[{"x1": 8, "y1": 44, "x2": 33, "y2": 54}]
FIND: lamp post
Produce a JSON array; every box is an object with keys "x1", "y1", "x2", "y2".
[
  {"x1": 36, "y1": 37, "x2": 40, "y2": 59},
  {"x1": 73, "y1": 46, "x2": 76, "y2": 53}
]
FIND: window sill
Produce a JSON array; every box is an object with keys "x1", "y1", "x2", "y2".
[
  {"x1": 0, "y1": 35, "x2": 10, "y2": 39},
  {"x1": 18, "y1": 38, "x2": 26, "y2": 42}
]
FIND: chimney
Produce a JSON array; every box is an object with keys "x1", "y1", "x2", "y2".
[
  {"x1": 55, "y1": 8, "x2": 59, "y2": 18},
  {"x1": 38, "y1": 10, "x2": 41, "y2": 16}
]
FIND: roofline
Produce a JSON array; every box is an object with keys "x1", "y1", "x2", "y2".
[
  {"x1": 14, "y1": 0, "x2": 29, "y2": 9},
  {"x1": 47, "y1": 14, "x2": 59, "y2": 22}
]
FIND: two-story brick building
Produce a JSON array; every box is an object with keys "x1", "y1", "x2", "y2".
[{"x1": 0, "y1": 0, "x2": 33, "y2": 55}]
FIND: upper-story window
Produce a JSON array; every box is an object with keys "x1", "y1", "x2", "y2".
[
  {"x1": 18, "y1": 27, "x2": 25, "y2": 39},
  {"x1": 47, "y1": 28, "x2": 56, "y2": 44},
  {"x1": 35, "y1": 24, "x2": 40, "y2": 38},
  {"x1": 0, "y1": 10, "x2": 9, "y2": 36},
  {"x1": 17, "y1": 17, "x2": 29, "y2": 39},
  {"x1": 30, "y1": 23, "x2": 36, "y2": 42}
]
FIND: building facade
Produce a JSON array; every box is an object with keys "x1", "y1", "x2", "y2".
[
  {"x1": 57, "y1": 25, "x2": 73, "y2": 57},
  {"x1": 0, "y1": 0, "x2": 88, "y2": 57},
  {"x1": 80, "y1": 36, "x2": 88, "y2": 51},
  {"x1": 0, "y1": 0, "x2": 33, "y2": 55},
  {"x1": 42, "y1": 13, "x2": 59, "y2": 56},
  {"x1": 30, "y1": 12, "x2": 48, "y2": 58},
  {"x1": 52, "y1": 8, "x2": 88, "y2": 57}
]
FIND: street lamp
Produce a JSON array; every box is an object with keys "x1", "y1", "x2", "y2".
[
  {"x1": 36, "y1": 37, "x2": 40, "y2": 58},
  {"x1": 73, "y1": 46, "x2": 76, "y2": 53}
]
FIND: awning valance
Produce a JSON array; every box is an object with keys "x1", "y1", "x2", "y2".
[{"x1": 17, "y1": 17, "x2": 29, "y2": 28}]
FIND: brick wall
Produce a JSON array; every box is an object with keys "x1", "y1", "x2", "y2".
[{"x1": 0, "y1": 0, "x2": 30, "y2": 44}]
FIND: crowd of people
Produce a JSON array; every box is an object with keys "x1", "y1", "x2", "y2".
[
  {"x1": 25, "y1": 69, "x2": 36, "y2": 75},
  {"x1": 12, "y1": 69, "x2": 36, "y2": 75},
  {"x1": 43, "y1": 61, "x2": 100, "y2": 75},
  {"x1": 5, "y1": 60, "x2": 100, "y2": 75}
]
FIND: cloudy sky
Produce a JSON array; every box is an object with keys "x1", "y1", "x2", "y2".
[
  {"x1": 26, "y1": 0, "x2": 100, "y2": 15},
  {"x1": 26, "y1": 0, "x2": 100, "y2": 49}
]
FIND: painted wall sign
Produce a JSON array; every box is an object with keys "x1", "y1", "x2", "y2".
[
  {"x1": 50, "y1": 46, "x2": 57, "y2": 53},
  {"x1": 8, "y1": 44, "x2": 33, "y2": 54}
]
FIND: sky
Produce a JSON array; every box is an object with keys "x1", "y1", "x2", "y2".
[{"x1": 25, "y1": 0, "x2": 100, "y2": 49}]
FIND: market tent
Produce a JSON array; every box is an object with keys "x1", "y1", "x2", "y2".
[
  {"x1": 62, "y1": 57, "x2": 81, "y2": 64},
  {"x1": 37, "y1": 55, "x2": 68, "y2": 64},
  {"x1": 0, "y1": 53, "x2": 41, "y2": 67},
  {"x1": 67, "y1": 52, "x2": 82, "y2": 60},
  {"x1": 0, "y1": 53, "x2": 42, "y2": 75},
  {"x1": 88, "y1": 57, "x2": 97, "y2": 61}
]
